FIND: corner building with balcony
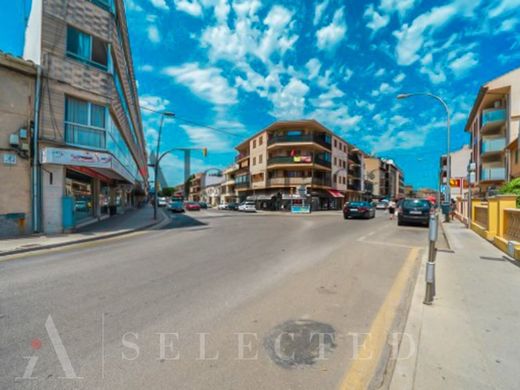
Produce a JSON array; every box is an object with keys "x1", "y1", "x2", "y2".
[
  {"x1": 465, "y1": 67, "x2": 520, "y2": 195},
  {"x1": 234, "y1": 120, "x2": 369, "y2": 211},
  {"x1": 21, "y1": 0, "x2": 148, "y2": 233}
]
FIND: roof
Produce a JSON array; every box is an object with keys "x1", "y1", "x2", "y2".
[{"x1": 0, "y1": 50, "x2": 37, "y2": 75}]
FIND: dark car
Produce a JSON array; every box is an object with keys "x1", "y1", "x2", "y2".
[
  {"x1": 343, "y1": 201, "x2": 376, "y2": 219},
  {"x1": 227, "y1": 202, "x2": 239, "y2": 211},
  {"x1": 398, "y1": 199, "x2": 432, "y2": 226},
  {"x1": 198, "y1": 202, "x2": 208, "y2": 209},
  {"x1": 185, "y1": 201, "x2": 201, "y2": 211}
]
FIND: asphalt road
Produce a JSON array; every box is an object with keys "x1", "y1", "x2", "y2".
[{"x1": 0, "y1": 209, "x2": 429, "y2": 389}]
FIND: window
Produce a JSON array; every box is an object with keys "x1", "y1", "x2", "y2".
[
  {"x1": 67, "y1": 26, "x2": 108, "y2": 69},
  {"x1": 334, "y1": 157, "x2": 337, "y2": 165},
  {"x1": 253, "y1": 139, "x2": 257, "y2": 148},
  {"x1": 259, "y1": 154, "x2": 263, "y2": 164},
  {"x1": 259, "y1": 136, "x2": 263, "y2": 145},
  {"x1": 89, "y1": 0, "x2": 114, "y2": 12},
  {"x1": 253, "y1": 157, "x2": 256, "y2": 165},
  {"x1": 516, "y1": 149, "x2": 519, "y2": 164},
  {"x1": 334, "y1": 139, "x2": 337, "y2": 147},
  {"x1": 114, "y1": 71, "x2": 139, "y2": 147},
  {"x1": 65, "y1": 96, "x2": 106, "y2": 149}
]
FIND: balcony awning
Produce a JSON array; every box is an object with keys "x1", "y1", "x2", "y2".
[{"x1": 327, "y1": 189, "x2": 344, "y2": 198}]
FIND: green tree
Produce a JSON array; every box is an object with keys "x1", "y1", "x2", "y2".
[{"x1": 498, "y1": 178, "x2": 520, "y2": 207}]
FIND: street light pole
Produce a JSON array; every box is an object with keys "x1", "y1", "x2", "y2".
[
  {"x1": 397, "y1": 92, "x2": 451, "y2": 219},
  {"x1": 153, "y1": 111, "x2": 175, "y2": 220}
]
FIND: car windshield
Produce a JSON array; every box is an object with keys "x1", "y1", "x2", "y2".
[
  {"x1": 403, "y1": 199, "x2": 430, "y2": 208},
  {"x1": 348, "y1": 202, "x2": 368, "y2": 207}
]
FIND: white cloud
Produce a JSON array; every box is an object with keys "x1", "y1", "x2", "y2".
[
  {"x1": 163, "y1": 63, "x2": 238, "y2": 105},
  {"x1": 173, "y1": 0, "x2": 203, "y2": 17},
  {"x1": 355, "y1": 99, "x2": 376, "y2": 112},
  {"x1": 305, "y1": 58, "x2": 322, "y2": 79},
  {"x1": 316, "y1": 8, "x2": 347, "y2": 52},
  {"x1": 379, "y1": 82, "x2": 397, "y2": 95},
  {"x1": 269, "y1": 77, "x2": 310, "y2": 119},
  {"x1": 139, "y1": 64, "x2": 155, "y2": 72},
  {"x1": 449, "y1": 52, "x2": 478, "y2": 77},
  {"x1": 147, "y1": 25, "x2": 161, "y2": 43},
  {"x1": 313, "y1": 0, "x2": 330, "y2": 25},
  {"x1": 393, "y1": 72, "x2": 406, "y2": 83},
  {"x1": 180, "y1": 124, "x2": 232, "y2": 152},
  {"x1": 498, "y1": 17, "x2": 519, "y2": 32},
  {"x1": 375, "y1": 68, "x2": 386, "y2": 77},
  {"x1": 258, "y1": 5, "x2": 298, "y2": 62},
  {"x1": 489, "y1": 0, "x2": 520, "y2": 18},
  {"x1": 149, "y1": 0, "x2": 169, "y2": 10},
  {"x1": 380, "y1": 0, "x2": 417, "y2": 17},
  {"x1": 140, "y1": 95, "x2": 170, "y2": 113},
  {"x1": 364, "y1": 4, "x2": 390, "y2": 32},
  {"x1": 126, "y1": 0, "x2": 144, "y2": 12},
  {"x1": 420, "y1": 65, "x2": 447, "y2": 84}
]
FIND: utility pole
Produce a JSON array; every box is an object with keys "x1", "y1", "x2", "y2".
[{"x1": 153, "y1": 111, "x2": 175, "y2": 220}]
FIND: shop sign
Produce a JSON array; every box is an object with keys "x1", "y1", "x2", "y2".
[
  {"x1": 41, "y1": 147, "x2": 134, "y2": 183},
  {"x1": 3, "y1": 153, "x2": 17, "y2": 165},
  {"x1": 291, "y1": 205, "x2": 311, "y2": 214}
]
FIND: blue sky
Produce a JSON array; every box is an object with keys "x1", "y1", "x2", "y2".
[{"x1": 2, "y1": 0, "x2": 520, "y2": 188}]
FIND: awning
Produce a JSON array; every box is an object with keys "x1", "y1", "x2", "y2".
[
  {"x1": 327, "y1": 189, "x2": 344, "y2": 198},
  {"x1": 40, "y1": 147, "x2": 136, "y2": 183},
  {"x1": 247, "y1": 194, "x2": 275, "y2": 201}
]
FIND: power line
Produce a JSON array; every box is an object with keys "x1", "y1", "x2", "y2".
[{"x1": 140, "y1": 106, "x2": 243, "y2": 138}]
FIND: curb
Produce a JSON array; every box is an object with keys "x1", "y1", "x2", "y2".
[
  {"x1": 439, "y1": 220, "x2": 453, "y2": 250},
  {"x1": 0, "y1": 210, "x2": 169, "y2": 258},
  {"x1": 388, "y1": 250, "x2": 428, "y2": 389}
]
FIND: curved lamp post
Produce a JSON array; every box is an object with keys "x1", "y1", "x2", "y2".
[{"x1": 397, "y1": 93, "x2": 451, "y2": 218}]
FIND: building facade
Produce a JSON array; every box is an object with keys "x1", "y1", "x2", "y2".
[
  {"x1": 465, "y1": 67, "x2": 520, "y2": 195},
  {"x1": 439, "y1": 145, "x2": 472, "y2": 199},
  {"x1": 365, "y1": 157, "x2": 405, "y2": 199},
  {"x1": 13, "y1": 0, "x2": 149, "y2": 234},
  {"x1": 0, "y1": 53, "x2": 37, "y2": 236},
  {"x1": 220, "y1": 164, "x2": 238, "y2": 204},
  {"x1": 233, "y1": 120, "x2": 369, "y2": 210}
]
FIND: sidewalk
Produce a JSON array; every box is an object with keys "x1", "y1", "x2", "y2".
[
  {"x1": 390, "y1": 220, "x2": 520, "y2": 390},
  {"x1": 0, "y1": 205, "x2": 168, "y2": 257}
]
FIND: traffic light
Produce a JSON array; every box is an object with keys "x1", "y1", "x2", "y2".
[
  {"x1": 449, "y1": 178, "x2": 461, "y2": 187},
  {"x1": 202, "y1": 147, "x2": 207, "y2": 157}
]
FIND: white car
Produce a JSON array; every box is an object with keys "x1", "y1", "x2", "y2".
[
  {"x1": 238, "y1": 201, "x2": 256, "y2": 212},
  {"x1": 218, "y1": 203, "x2": 228, "y2": 210},
  {"x1": 157, "y1": 197, "x2": 168, "y2": 207}
]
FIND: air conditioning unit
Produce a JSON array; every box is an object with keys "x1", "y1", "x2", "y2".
[{"x1": 9, "y1": 134, "x2": 20, "y2": 147}]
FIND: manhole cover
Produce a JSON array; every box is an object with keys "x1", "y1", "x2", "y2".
[{"x1": 264, "y1": 319, "x2": 336, "y2": 368}]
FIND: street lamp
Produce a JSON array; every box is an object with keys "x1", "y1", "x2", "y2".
[
  {"x1": 154, "y1": 111, "x2": 175, "y2": 220},
  {"x1": 397, "y1": 92, "x2": 451, "y2": 220}
]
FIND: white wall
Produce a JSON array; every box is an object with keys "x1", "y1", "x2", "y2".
[{"x1": 42, "y1": 164, "x2": 64, "y2": 233}]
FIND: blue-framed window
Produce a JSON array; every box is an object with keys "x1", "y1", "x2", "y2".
[
  {"x1": 114, "y1": 71, "x2": 139, "y2": 147},
  {"x1": 89, "y1": 0, "x2": 114, "y2": 12},
  {"x1": 65, "y1": 96, "x2": 107, "y2": 149},
  {"x1": 66, "y1": 26, "x2": 108, "y2": 70}
]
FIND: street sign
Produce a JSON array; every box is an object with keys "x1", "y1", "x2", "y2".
[{"x1": 3, "y1": 153, "x2": 16, "y2": 165}]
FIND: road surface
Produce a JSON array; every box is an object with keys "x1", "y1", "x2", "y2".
[{"x1": 0, "y1": 209, "x2": 429, "y2": 389}]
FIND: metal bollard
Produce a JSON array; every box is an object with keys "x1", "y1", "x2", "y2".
[{"x1": 424, "y1": 213, "x2": 438, "y2": 305}]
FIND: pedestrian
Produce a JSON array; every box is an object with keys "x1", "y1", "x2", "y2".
[{"x1": 388, "y1": 199, "x2": 397, "y2": 220}]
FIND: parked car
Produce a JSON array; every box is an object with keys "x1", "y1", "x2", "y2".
[
  {"x1": 217, "y1": 203, "x2": 229, "y2": 210},
  {"x1": 198, "y1": 202, "x2": 208, "y2": 209},
  {"x1": 398, "y1": 199, "x2": 432, "y2": 226},
  {"x1": 185, "y1": 201, "x2": 201, "y2": 211},
  {"x1": 343, "y1": 201, "x2": 376, "y2": 219},
  {"x1": 168, "y1": 200, "x2": 185, "y2": 213},
  {"x1": 227, "y1": 202, "x2": 239, "y2": 211},
  {"x1": 157, "y1": 197, "x2": 168, "y2": 207},
  {"x1": 238, "y1": 201, "x2": 256, "y2": 212},
  {"x1": 376, "y1": 201, "x2": 388, "y2": 210}
]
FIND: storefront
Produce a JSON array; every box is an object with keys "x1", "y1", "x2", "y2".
[{"x1": 40, "y1": 147, "x2": 144, "y2": 233}]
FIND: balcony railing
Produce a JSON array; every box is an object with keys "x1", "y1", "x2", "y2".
[
  {"x1": 267, "y1": 134, "x2": 331, "y2": 149},
  {"x1": 481, "y1": 138, "x2": 506, "y2": 154},
  {"x1": 235, "y1": 153, "x2": 249, "y2": 162},
  {"x1": 266, "y1": 176, "x2": 331, "y2": 187},
  {"x1": 267, "y1": 156, "x2": 331, "y2": 168},
  {"x1": 482, "y1": 108, "x2": 506, "y2": 128},
  {"x1": 480, "y1": 167, "x2": 506, "y2": 181}
]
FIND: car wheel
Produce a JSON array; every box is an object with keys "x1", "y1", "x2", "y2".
[{"x1": 397, "y1": 219, "x2": 403, "y2": 226}]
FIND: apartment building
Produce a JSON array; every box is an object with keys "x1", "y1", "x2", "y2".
[
  {"x1": 465, "y1": 67, "x2": 520, "y2": 194},
  {"x1": 365, "y1": 157, "x2": 405, "y2": 199},
  {"x1": 189, "y1": 173, "x2": 202, "y2": 201},
  {"x1": 439, "y1": 145, "x2": 471, "y2": 199},
  {"x1": 233, "y1": 120, "x2": 368, "y2": 211},
  {"x1": 0, "y1": 0, "x2": 148, "y2": 235},
  {"x1": 220, "y1": 164, "x2": 238, "y2": 204}
]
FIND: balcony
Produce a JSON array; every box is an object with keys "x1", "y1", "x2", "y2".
[
  {"x1": 235, "y1": 153, "x2": 249, "y2": 162},
  {"x1": 481, "y1": 138, "x2": 506, "y2": 155},
  {"x1": 267, "y1": 134, "x2": 331, "y2": 149},
  {"x1": 266, "y1": 176, "x2": 331, "y2": 187},
  {"x1": 481, "y1": 108, "x2": 506, "y2": 135},
  {"x1": 267, "y1": 155, "x2": 331, "y2": 169},
  {"x1": 480, "y1": 167, "x2": 506, "y2": 181}
]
